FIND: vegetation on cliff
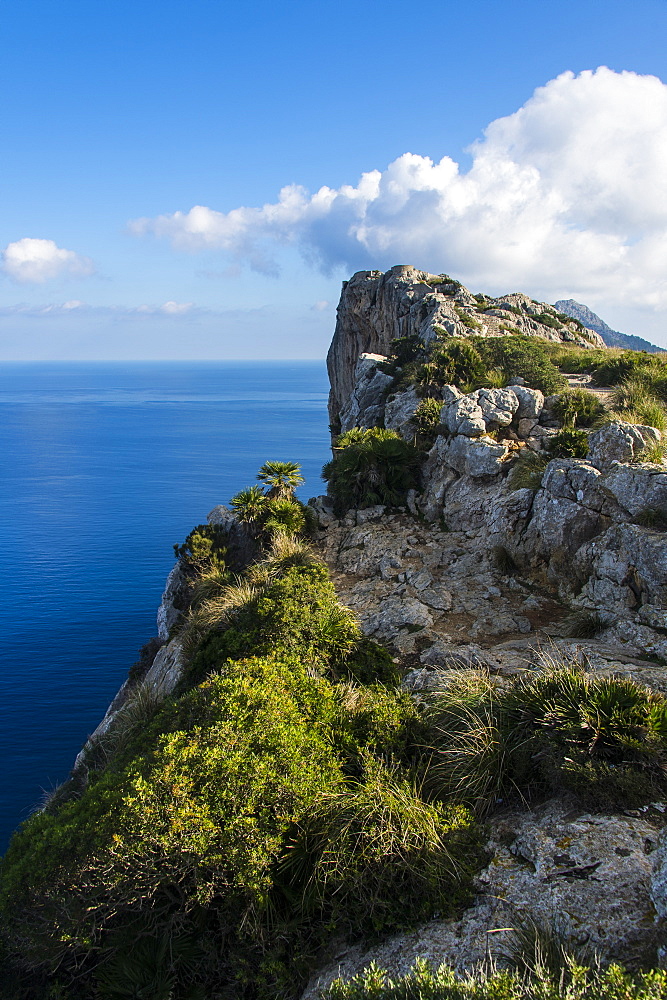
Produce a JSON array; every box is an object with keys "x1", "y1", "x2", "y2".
[{"x1": 0, "y1": 464, "x2": 481, "y2": 1000}]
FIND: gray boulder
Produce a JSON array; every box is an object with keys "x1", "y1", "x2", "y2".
[
  {"x1": 476, "y1": 387, "x2": 519, "y2": 429},
  {"x1": 601, "y1": 464, "x2": 667, "y2": 517},
  {"x1": 510, "y1": 384, "x2": 544, "y2": 420},
  {"x1": 442, "y1": 394, "x2": 486, "y2": 437},
  {"x1": 588, "y1": 421, "x2": 662, "y2": 471},
  {"x1": 444, "y1": 435, "x2": 509, "y2": 477}
]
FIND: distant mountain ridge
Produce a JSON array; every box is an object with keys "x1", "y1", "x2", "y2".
[{"x1": 554, "y1": 298, "x2": 661, "y2": 353}]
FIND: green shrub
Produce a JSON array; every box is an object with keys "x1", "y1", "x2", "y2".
[
  {"x1": 471, "y1": 336, "x2": 567, "y2": 394},
  {"x1": 547, "y1": 428, "x2": 589, "y2": 458},
  {"x1": 414, "y1": 397, "x2": 442, "y2": 443},
  {"x1": 453, "y1": 307, "x2": 482, "y2": 331},
  {"x1": 533, "y1": 311, "x2": 564, "y2": 330},
  {"x1": 173, "y1": 523, "x2": 228, "y2": 573},
  {"x1": 343, "y1": 636, "x2": 401, "y2": 686},
  {"x1": 590, "y1": 350, "x2": 667, "y2": 388},
  {"x1": 263, "y1": 497, "x2": 307, "y2": 537},
  {"x1": 230, "y1": 464, "x2": 313, "y2": 542},
  {"x1": 553, "y1": 389, "x2": 605, "y2": 428},
  {"x1": 411, "y1": 340, "x2": 487, "y2": 394},
  {"x1": 322, "y1": 428, "x2": 420, "y2": 515},
  {"x1": 257, "y1": 460, "x2": 305, "y2": 498},
  {"x1": 543, "y1": 342, "x2": 609, "y2": 374},
  {"x1": 187, "y1": 562, "x2": 361, "y2": 683},
  {"x1": 425, "y1": 665, "x2": 667, "y2": 814},
  {"x1": 0, "y1": 647, "x2": 449, "y2": 998}
]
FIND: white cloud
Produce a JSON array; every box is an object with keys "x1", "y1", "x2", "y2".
[
  {"x1": 2, "y1": 238, "x2": 95, "y2": 283},
  {"x1": 129, "y1": 67, "x2": 667, "y2": 312},
  {"x1": 311, "y1": 300, "x2": 330, "y2": 311}
]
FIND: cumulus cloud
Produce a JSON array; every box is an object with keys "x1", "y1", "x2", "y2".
[
  {"x1": 2, "y1": 238, "x2": 95, "y2": 283},
  {"x1": 130, "y1": 67, "x2": 667, "y2": 310}
]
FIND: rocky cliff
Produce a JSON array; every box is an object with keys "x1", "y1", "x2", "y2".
[
  {"x1": 327, "y1": 265, "x2": 603, "y2": 430},
  {"x1": 63, "y1": 264, "x2": 667, "y2": 990}
]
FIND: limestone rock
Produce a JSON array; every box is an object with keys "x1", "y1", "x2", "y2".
[
  {"x1": 588, "y1": 421, "x2": 662, "y2": 472},
  {"x1": 362, "y1": 595, "x2": 434, "y2": 640},
  {"x1": 476, "y1": 387, "x2": 519, "y2": 429},
  {"x1": 207, "y1": 504, "x2": 259, "y2": 569},
  {"x1": 384, "y1": 386, "x2": 421, "y2": 441},
  {"x1": 420, "y1": 435, "x2": 460, "y2": 521},
  {"x1": 157, "y1": 562, "x2": 189, "y2": 640},
  {"x1": 339, "y1": 353, "x2": 393, "y2": 433},
  {"x1": 511, "y1": 384, "x2": 544, "y2": 420},
  {"x1": 576, "y1": 523, "x2": 667, "y2": 611},
  {"x1": 444, "y1": 434, "x2": 509, "y2": 477},
  {"x1": 442, "y1": 394, "x2": 486, "y2": 437},
  {"x1": 301, "y1": 799, "x2": 663, "y2": 997},
  {"x1": 601, "y1": 464, "x2": 667, "y2": 517}
]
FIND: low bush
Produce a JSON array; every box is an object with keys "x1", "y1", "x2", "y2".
[
  {"x1": 547, "y1": 428, "x2": 589, "y2": 459},
  {"x1": 543, "y1": 342, "x2": 610, "y2": 374},
  {"x1": 414, "y1": 397, "x2": 442, "y2": 445},
  {"x1": 1, "y1": 648, "x2": 475, "y2": 998},
  {"x1": 322, "y1": 428, "x2": 420, "y2": 515},
  {"x1": 230, "y1": 463, "x2": 314, "y2": 542},
  {"x1": 425, "y1": 664, "x2": 667, "y2": 814},
  {"x1": 471, "y1": 336, "x2": 567, "y2": 395},
  {"x1": 280, "y1": 761, "x2": 481, "y2": 936},
  {"x1": 187, "y1": 562, "x2": 361, "y2": 684},
  {"x1": 173, "y1": 523, "x2": 228, "y2": 573}
]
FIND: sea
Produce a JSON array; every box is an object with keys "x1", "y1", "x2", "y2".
[{"x1": 0, "y1": 361, "x2": 331, "y2": 853}]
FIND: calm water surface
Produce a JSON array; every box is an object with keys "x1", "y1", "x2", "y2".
[{"x1": 0, "y1": 361, "x2": 331, "y2": 851}]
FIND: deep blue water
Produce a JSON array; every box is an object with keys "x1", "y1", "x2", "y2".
[{"x1": 0, "y1": 361, "x2": 331, "y2": 852}]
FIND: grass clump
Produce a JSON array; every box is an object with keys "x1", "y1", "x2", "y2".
[
  {"x1": 559, "y1": 609, "x2": 612, "y2": 638},
  {"x1": 603, "y1": 378, "x2": 667, "y2": 432},
  {"x1": 322, "y1": 427, "x2": 420, "y2": 515},
  {"x1": 553, "y1": 389, "x2": 605, "y2": 428},
  {"x1": 508, "y1": 450, "x2": 548, "y2": 492},
  {"x1": 635, "y1": 507, "x2": 667, "y2": 531},
  {"x1": 425, "y1": 664, "x2": 667, "y2": 815}
]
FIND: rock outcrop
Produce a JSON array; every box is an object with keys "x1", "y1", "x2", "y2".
[{"x1": 327, "y1": 266, "x2": 603, "y2": 430}]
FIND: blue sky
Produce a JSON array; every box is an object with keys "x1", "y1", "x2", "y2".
[{"x1": 2, "y1": 0, "x2": 667, "y2": 358}]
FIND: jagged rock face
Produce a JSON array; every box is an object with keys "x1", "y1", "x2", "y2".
[
  {"x1": 327, "y1": 265, "x2": 603, "y2": 429},
  {"x1": 339, "y1": 353, "x2": 393, "y2": 433}
]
